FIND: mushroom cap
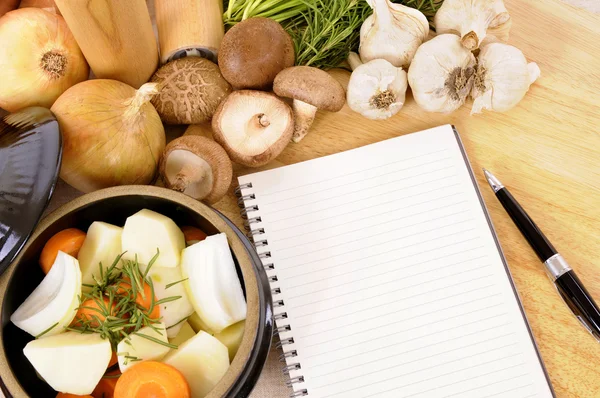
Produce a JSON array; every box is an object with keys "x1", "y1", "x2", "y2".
[
  {"x1": 273, "y1": 66, "x2": 346, "y2": 112},
  {"x1": 184, "y1": 123, "x2": 214, "y2": 139},
  {"x1": 159, "y1": 135, "x2": 233, "y2": 204},
  {"x1": 150, "y1": 57, "x2": 232, "y2": 125},
  {"x1": 212, "y1": 90, "x2": 294, "y2": 167},
  {"x1": 218, "y1": 17, "x2": 295, "y2": 90}
]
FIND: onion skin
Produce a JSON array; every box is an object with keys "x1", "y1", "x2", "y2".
[
  {"x1": 19, "y1": 0, "x2": 61, "y2": 15},
  {"x1": 51, "y1": 80, "x2": 166, "y2": 193},
  {"x1": 0, "y1": 8, "x2": 88, "y2": 112},
  {"x1": 0, "y1": 0, "x2": 19, "y2": 18}
]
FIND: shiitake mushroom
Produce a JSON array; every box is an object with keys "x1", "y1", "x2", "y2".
[
  {"x1": 150, "y1": 57, "x2": 232, "y2": 125},
  {"x1": 212, "y1": 90, "x2": 294, "y2": 168},
  {"x1": 159, "y1": 136, "x2": 233, "y2": 204}
]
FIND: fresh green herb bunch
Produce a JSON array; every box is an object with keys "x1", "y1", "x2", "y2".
[
  {"x1": 67, "y1": 251, "x2": 180, "y2": 361},
  {"x1": 223, "y1": 0, "x2": 444, "y2": 69}
]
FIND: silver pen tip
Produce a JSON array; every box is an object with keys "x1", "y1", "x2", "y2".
[{"x1": 483, "y1": 169, "x2": 504, "y2": 193}]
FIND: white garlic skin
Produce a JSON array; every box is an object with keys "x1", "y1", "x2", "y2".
[
  {"x1": 359, "y1": 0, "x2": 429, "y2": 68},
  {"x1": 434, "y1": 0, "x2": 510, "y2": 50},
  {"x1": 347, "y1": 59, "x2": 408, "y2": 120},
  {"x1": 408, "y1": 34, "x2": 476, "y2": 113},
  {"x1": 471, "y1": 43, "x2": 540, "y2": 115}
]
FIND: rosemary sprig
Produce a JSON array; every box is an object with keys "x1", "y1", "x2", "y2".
[
  {"x1": 69, "y1": 251, "x2": 180, "y2": 352},
  {"x1": 123, "y1": 355, "x2": 142, "y2": 366},
  {"x1": 143, "y1": 249, "x2": 160, "y2": 279},
  {"x1": 155, "y1": 296, "x2": 182, "y2": 306},
  {"x1": 132, "y1": 332, "x2": 178, "y2": 349},
  {"x1": 166, "y1": 315, "x2": 191, "y2": 330},
  {"x1": 288, "y1": 0, "x2": 371, "y2": 69},
  {"x1": 165, "y1": 278, "x2": 188, "y2": 289},
  {"x1": 35, "y1": 322, "x2": 58, "y2": 339}
]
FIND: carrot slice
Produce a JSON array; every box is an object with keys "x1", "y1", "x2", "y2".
[
  {"x1": 56, "y1": 393, "x2": 93, "y2": 398},
  {"x1": 181, "y1": 226, "x2": 207, "y2": 245},
  {"x1": 114, "y1": 361, "x2": 190, "y2": 398},
  {"x1": 92, "y1": 368, "x2": 121, "y2": 398},
  {"x1": 40, "y1": 228, "x2": 86, "y2": 273},
  {"x1": 71, "y1": 297, "x2": 116, "y2": 328},
  {"x1": 116, "y1": 279, "x2": 160, "y2": 320}
]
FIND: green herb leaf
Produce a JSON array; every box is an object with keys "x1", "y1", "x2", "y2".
[
  {"x1": 132, "y1": 332, "x2": 178, "y2": 349},
  {"x1": 166, "y1": 316, "x2": 191, "y2": 330},
  {"x1": 165, "y1": 278, "x2": 189, "y2": 289},
  {"x1": 143, "y1": 248, "x2": 160, "y2": 279},
  {"x1": 35, "y1": 322, "x2": 59, "y2": 339},
  {"x1": 154, "y1": 296, "x2": 182, "y2": 306}
]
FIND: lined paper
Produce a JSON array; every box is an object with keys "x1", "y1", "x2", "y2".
[{"x1": 238, "y1": 125, "x2": 553, "y2": 398}]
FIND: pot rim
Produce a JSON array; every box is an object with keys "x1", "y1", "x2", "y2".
[{"x1": 0, "y1": 185, "x2": 270, "y2": 398}]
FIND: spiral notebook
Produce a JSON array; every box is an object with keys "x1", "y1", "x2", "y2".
[{"x1": 236, "y1": 125, "x2": 554, "y2": 398}]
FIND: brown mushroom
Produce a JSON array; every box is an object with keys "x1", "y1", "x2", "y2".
[
  {"x1": 212, "y1": 90, "x2": 293, "y2": 167},
  {"x1": 159, "y1": 136, "x2": 233, "y2": 204},
  {"x1": 218, "y1": 18, "x2": 295, "y2": 90},
  {"x1": 150, "y1": 57, "x2": 232, "y2": 125},
  {"x1": 273, "y1": 66, "x2": 346, "y2": 143}
]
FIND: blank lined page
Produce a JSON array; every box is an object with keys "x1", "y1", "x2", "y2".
[{"x1": 238, "y1": 125, "x2": 554, "y2": 398}]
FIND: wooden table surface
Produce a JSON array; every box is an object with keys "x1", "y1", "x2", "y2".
[{"x1": 207, "y1": 0, "x2": 600, "y2": 396}]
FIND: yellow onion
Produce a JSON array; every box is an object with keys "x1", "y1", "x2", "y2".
[
  {"x1": 0, "y1": 8, "x2": 88, "y2": 112},
  {"x1": 19, "y1": 0, "x2": 61, "y2": 14},
  {"x1": 0, "y1": 0, "x2": 19, "y2": 18},
  {"x1": 51, "y1": 80, "x2": 166, "y2": 193}
]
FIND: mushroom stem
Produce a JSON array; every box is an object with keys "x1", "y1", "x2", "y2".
[
  {"x1": 256, "y1": 113, "x2": 270, "y2": 128},
  {"x1": 291, "y1": 100, "x2": 318, "y2": 143},
  {"x1": 170, "y1": 163, "x2": 207, "y2": 192}
]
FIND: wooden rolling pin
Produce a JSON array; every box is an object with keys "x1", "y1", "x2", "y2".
[
  {"x1": 154, "y1": 0, "x2": 224, "y2": 64},
  {"x1": 54, "y1": 0, "x2": 158, "y2": 88}
]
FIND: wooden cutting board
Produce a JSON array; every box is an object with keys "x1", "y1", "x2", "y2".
[{"x1": 212, "y1": 0, "x2": 600, "y2": 396}]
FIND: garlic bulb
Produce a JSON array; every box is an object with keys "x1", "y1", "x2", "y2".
[
  {"x1": 434, "y1": 0, "x2": 510, "y2": 50},
  {"x1": 471, "y1": 43, "x2": 540, "y2": 115},
  {"x1": 408, "y1": 34, "x2": 476, "y2": 113},
  {"x1": 346, "y1": 53, "x2": 407, "y2": 120},
  {"x1": 359, "y1": 0, "x2": 429, "y2": 68}
]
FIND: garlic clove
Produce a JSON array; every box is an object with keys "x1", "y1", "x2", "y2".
[
  {"x1": 527, "y1": 62, "x2": 541, "y2": 85},
  {"x1": 348, "y1": 51, "x2": 364, "y2": 71},
  {"x1": 347, "y1": 59, "x2": 407, "y2": 120},
  {"x1": 433, "y1": 0, "x2": 511, "y2": 50},
  {"x1": 470, "y1": 43, "x2": 540, "y2": 115},
  {"x1": 388, "y1": 1, "x2": 429, "y2": 41},
  {"x1": 408, "y1": 34, "x2": 476, "y2": 113},
  {"x1": 359, "y1": 0, "x2": 428, "y2": 68}
]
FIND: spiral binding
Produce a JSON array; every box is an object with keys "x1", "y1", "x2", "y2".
[{"x1": 236, "y1": 182, "x2": 308, "y2": 398}]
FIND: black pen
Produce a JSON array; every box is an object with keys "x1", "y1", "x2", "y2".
[{"x1": 483, "y1": 169, "x2": 600, "y2": 342}]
